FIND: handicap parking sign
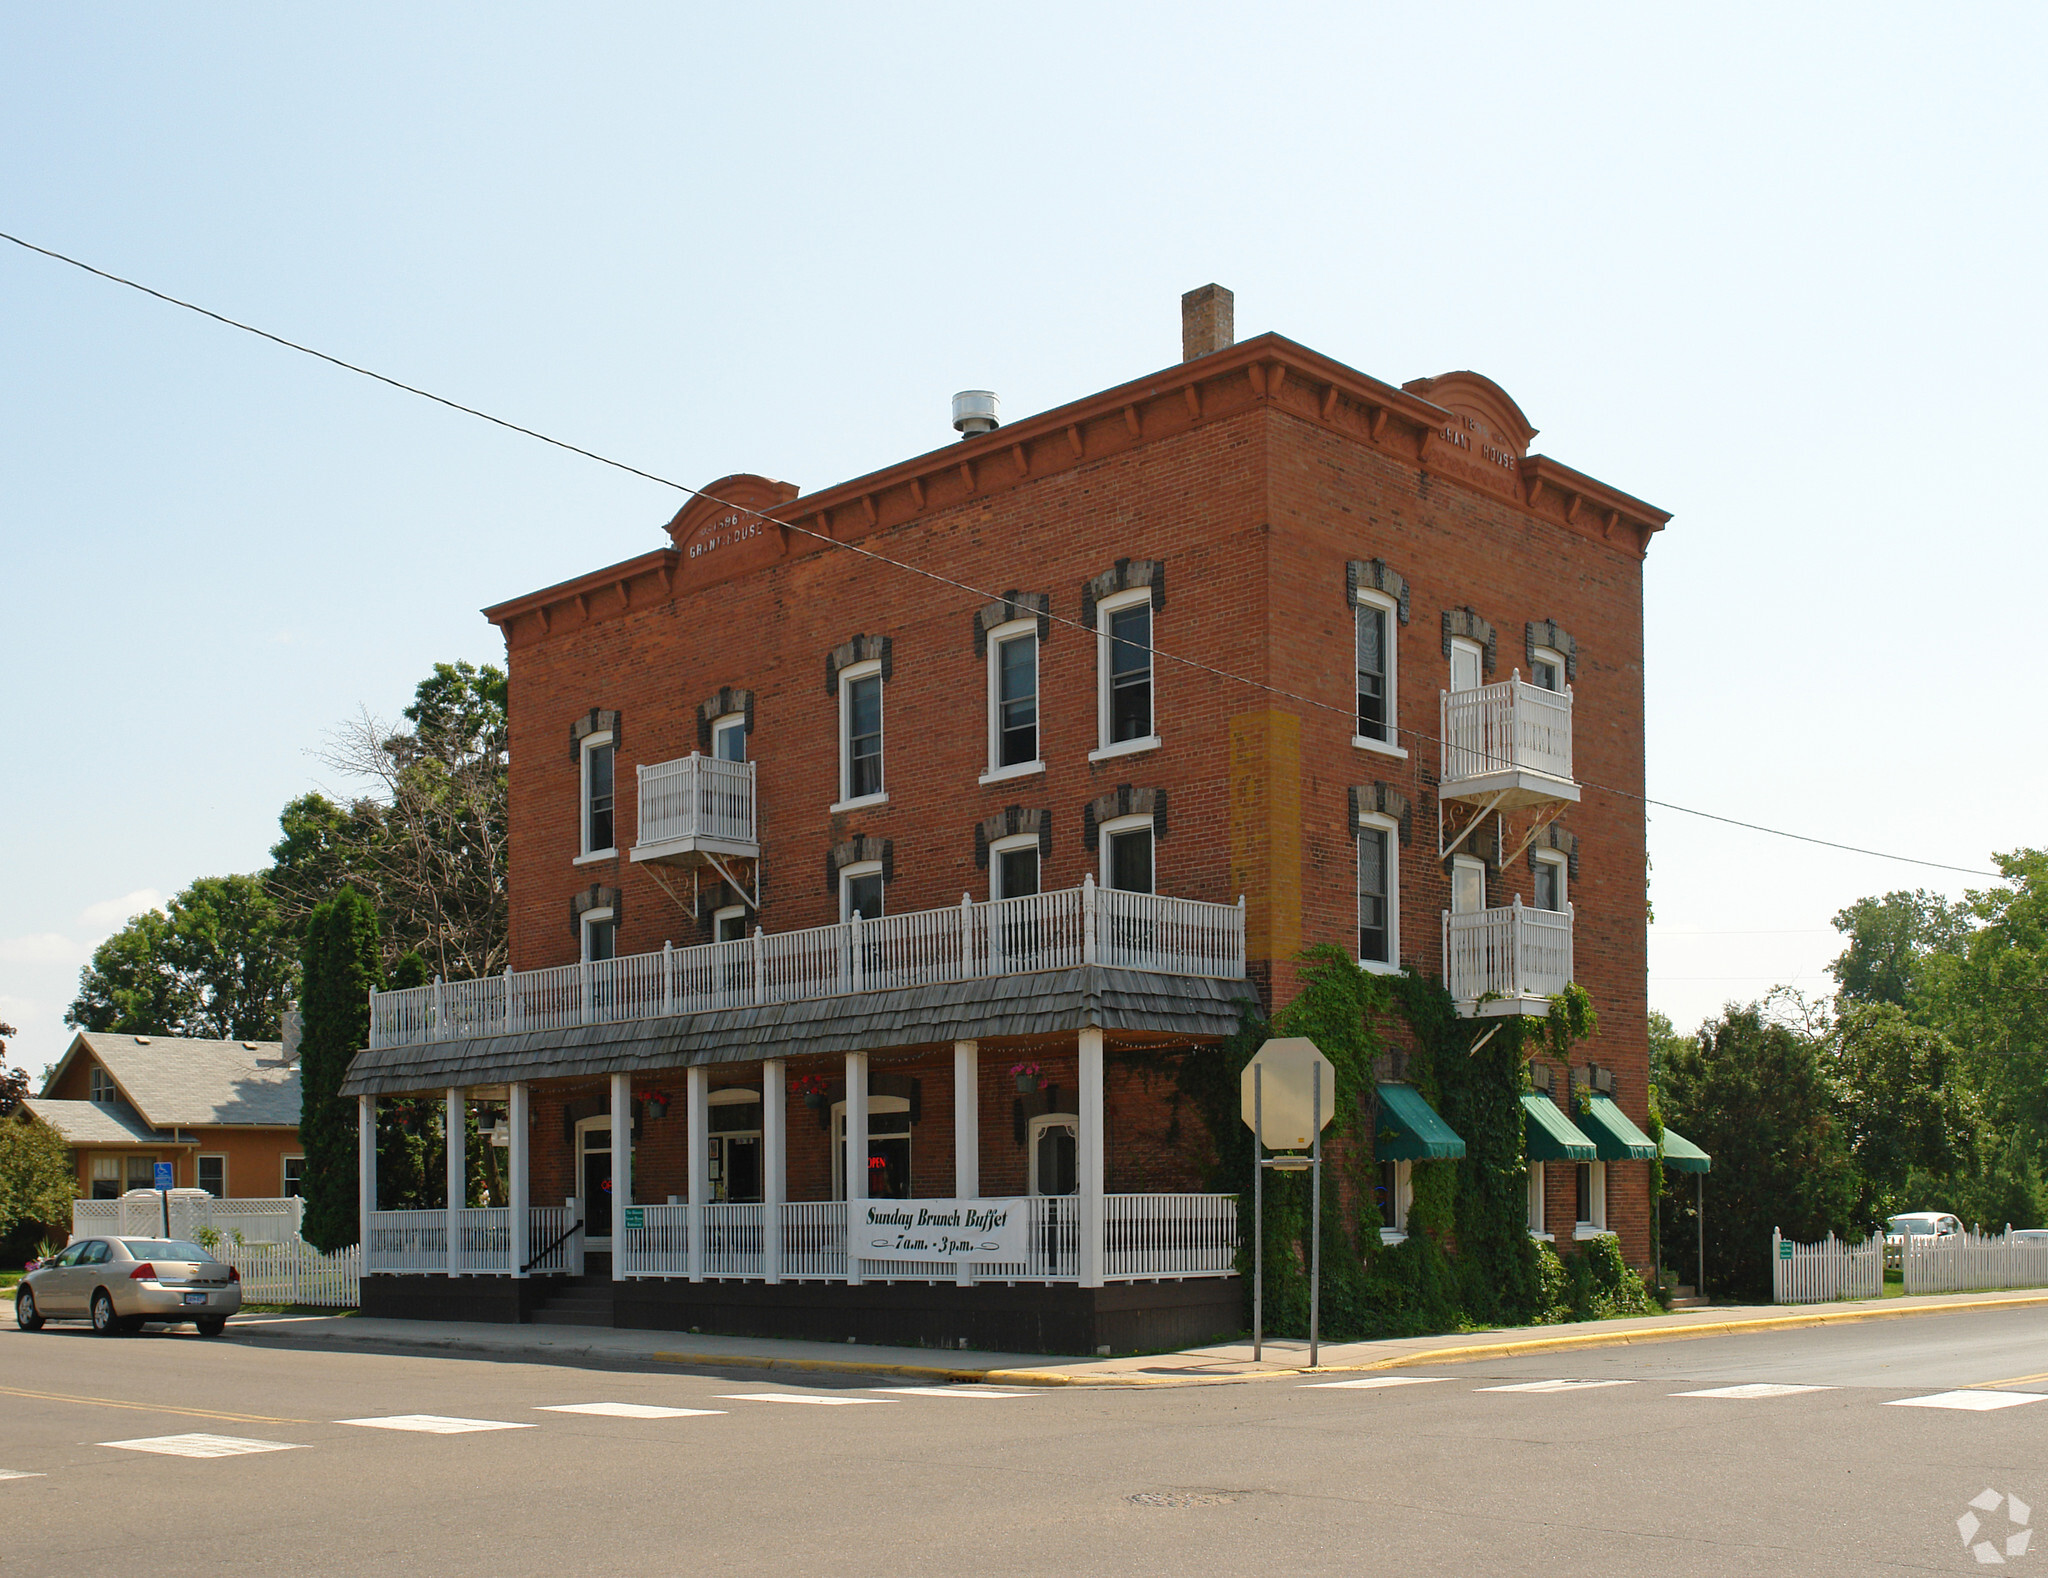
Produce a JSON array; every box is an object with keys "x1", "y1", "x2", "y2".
[{"x1": 153, "y1": 1161, "x2": 174, "y2": 1191}]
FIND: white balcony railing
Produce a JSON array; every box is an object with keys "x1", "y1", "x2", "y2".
[
  {"x1": 634, "y1": 753, "x2": 757, "y2": 853},
  {"x1": 1440, "y1": 674, "x2": 1573, "y2": 789},
  {"x1": 1443, "y1": 899, "x2": 1573, "y2": 1014},
  {"x1": 369, "y1": 878, "x2": 1246, "y2": 1049}
]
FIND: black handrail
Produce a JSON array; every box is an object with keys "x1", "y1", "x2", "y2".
[{"x1": 522, "y1": 1217, "x2": 582, "y2": 1275}]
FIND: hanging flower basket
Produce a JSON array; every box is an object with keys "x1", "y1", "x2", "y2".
[
  {"x1": 792, "y1": 1073, "x2": 829, "y2": 1111},
  {"x1": 1011, "y1": 1060, "x2": 1042, "y2": 1094}
]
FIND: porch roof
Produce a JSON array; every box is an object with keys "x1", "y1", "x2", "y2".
[{"x1": 339, "y1": 965, "x2": 1252, "y2": 1097}]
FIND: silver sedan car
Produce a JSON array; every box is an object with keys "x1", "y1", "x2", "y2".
[{"x1": 14, "y1": 1237, "x2": 241, "y2": 1336}]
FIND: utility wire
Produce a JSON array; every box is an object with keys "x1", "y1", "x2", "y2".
[{"x1": 2, "y1": 229, "x2": 2002, "y2": 881}]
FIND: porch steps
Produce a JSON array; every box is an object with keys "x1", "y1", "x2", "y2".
[
  {"x1": 1667, "y1": 1286, "x2": 1709, "y2": 1310},
  {"x1": 531, "y1": 1273, "x2": 615, "y2": 1327}
]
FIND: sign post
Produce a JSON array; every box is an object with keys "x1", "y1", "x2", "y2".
[
  {"x1": 1240, "y1": 1038, "x2": 1338, "y2": 1368},
  {"x1": 154, "y1": 1160, "x2": 174, "y2": 1237}
]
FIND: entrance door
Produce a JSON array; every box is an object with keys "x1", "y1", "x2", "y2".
[
  {"x1": 831, "y1": 1098, "x2": 912, "y2": 1199},
  {"x1": 576, "y1": 1117, "x2": 627, "y2": 1246},
  {"x1": 1029, "y1": 1116, "x2": 1078, "y2": 1196}
]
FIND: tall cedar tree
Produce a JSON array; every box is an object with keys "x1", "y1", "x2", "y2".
[{"x1": 299, "y1": 887, "x2": 385, "y2": 1250}]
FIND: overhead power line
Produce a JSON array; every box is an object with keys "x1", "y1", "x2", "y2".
[{"x1": 1, "y1": 229, "x2": 2003, "y2": 882}]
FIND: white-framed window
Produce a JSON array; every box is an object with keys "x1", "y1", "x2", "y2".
[
  {"x1": 990, "y1": 833, "x2": 1041, "y2": 900},
  {"x1": 831, "y1": 1094, "x2": 912, "y2": 1200},
  {"x1": 1028, "y1": 1112, "x2": 1078, "y2": 1195},
  {"x1": 713, "y1": 904, "x2": 748, "y2": 944},
  {"x1": 1376, "y1": 1159, "x2": 1412, "y2": 1242},
  {"x1": 580, "y1": 906, "x2": 616, "y2": 963},
  {"x1": 1575, "y1": 1159, "x2": 1607, "y2": 1237},
  {"x1": 1099, "y1": 812, "x2": 1154, "y2": 894},
  {"x1": 1527, "y1": 1162, "x2": 1548, "y2": 1238},
  {"x1": 1533, "y1": 849, "x2": 1567, "y2": 913},
  {"x1": 982, "y1": 620, "x2": 1042, "y2": 782},
  {"x1": 282, "y1": 1155, "x2": 305, "y2": 1198},
  {"x1": 196, "y1": 1154, "x2": 226, "y2": 1197},
  {"x1": 840, "y1": 861, "x2": 884, "y2": 923},
  {"x1": 579, "y1": 730, "x2": 617, "y2": 859},
  {"x1": 710, "y1": 712, "x2": 747, "y2": 763},
  {"x1": 835, "y1": 660, "x2": 886, "y2": 808},
  {"x1": 89, "y1": 1066, "x2": 116, "y2": 1103},
  {"x1": 91, "y1": 1156, "x2": 122, "y2": 1200},
  {"x1": 1356, "y1": 815, "x2": 1400, "y2": 971},
  {"x1": 1531, "y1": 646, "x2": 1566, "y2": 694},
  {"x1": 1092, "y1": 588, "x2": 1159, "y2": 759},
  {"x1": 127, "y1": 1155, "x2": 157, "y2": 1192},
  {"x1": 1450, "y1": 854, "x2": 1487, "y2": 917},
  {"x1": 1354, "y1": 591, "x2": 1403, "y2": 754},
  {"x1": 1449, "y1": 637, "x2": 1485, "y2": 694}
]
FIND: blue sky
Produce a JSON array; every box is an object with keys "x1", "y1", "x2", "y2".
[{"x1": 4, "y1": 5, "x2": 2041, "y2": 1068}]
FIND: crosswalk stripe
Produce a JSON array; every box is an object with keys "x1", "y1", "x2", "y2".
[
  {"x1": 1674, "y1": 1384, "x2": 1834, "y2": 1399},
  {"x1": 101, "y1": 1434, "x2": 306, "y2": 1458},
  {"x1": 867, "y1": 1387, "x2": 1035, "y2": 1398},
  {"x1": 1301, "y1": 1376, "x2": 1450, "y2": 1390},
  {"x1": 0, "y1": 1471, "x2": 48, "y2": 1480},
  {"x1": 1476, "y1": 1379, "x2": 1635, "y2": 1393},
  {"x1": 1885, "y1": 1391, "x2": 2048, "y2": 1412},
  {"x1": 717, "y1": 1393, "x2": 884, "y2": 1406},
  {"x1": 535, "y1": 1403, "x2": 725, "y2": 1418},
  {"x1": 339, "y1": 1415, "x2": 535, "y2": 1433}
]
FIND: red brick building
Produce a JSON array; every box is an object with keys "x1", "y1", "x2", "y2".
[{"x1": 341, "y1": 286, "x2": 1668, "y2": 1350}]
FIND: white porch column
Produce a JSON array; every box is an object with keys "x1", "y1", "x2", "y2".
[
  {"x1": 445, "y1": 1087, "x2": 465, "y2": 1278},
  {"x1": 845, "y1": 1050, "x2": 868, "y2": 1286},
  {"x1": 357, "y1": 1094, "x2": 376, "y2": 1269},
  {"x1": 609, "y1": 1072, "x2": 631, "y2": 1284},
  {"x1": 762, "y1": 1058, "x2": 786, "y2": 1285},
  {"x1": 508, "y1": 1082, "x2": 530, "y2": 1278},
  {"x1": 1078, "y1": 1027, "x2": 1105, "y2": 1288},
  {"x1": 686, "y1": 1064, "x2": 709, "y2": 1283},
  {"x1": 953, "y1": 1041, "x2": 980, "y2": 1198}
]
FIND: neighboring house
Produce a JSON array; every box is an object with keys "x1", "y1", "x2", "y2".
[
  {"x1": 340, "y1": 284, "x2": 1670, "y2": 1348},
  {"x1": 25, "y1": 1031, "x2": 303, "y2": 1201}
]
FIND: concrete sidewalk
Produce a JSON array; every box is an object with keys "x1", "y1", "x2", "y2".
[{"x1": 230, "y1": 1286, "x2": 2048, "y2": 1386}]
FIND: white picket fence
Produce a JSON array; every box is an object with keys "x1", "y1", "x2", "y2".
[
  {"x1": 1902, "y1": 1229, "x2": 2048, "y2": 1295},
  {"x1": 218, "y1": 1240, "x2": 361, "y2": 1307},
  {"x1": 1772, "y1": 1229, "x2": 1885, "y2": 1303}
]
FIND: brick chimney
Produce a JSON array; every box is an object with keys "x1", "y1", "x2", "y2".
[{"x1": 1181, "y1": 283, "x2": 1234, "y2": 362}]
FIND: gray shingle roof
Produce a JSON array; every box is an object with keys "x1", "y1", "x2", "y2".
[
  {"x1": 21, "y1": 1097, "x2": 171, "y2": 1146},
  {"x1": 58, "y1": 1032, "x2": 300, "y2": 1127},
  {"x1": 340, "y1": 967, "x2": 1253, "y2": 1096}
]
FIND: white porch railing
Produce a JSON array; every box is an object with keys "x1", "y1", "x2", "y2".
[
  {"x1": 1441, "y1": 674, "x2": 1573, "y2": 787},
  {"x1": 365, "y1": 1209, "x2": 447, "y2": 1273},
  {"x1": 454, "y1": 1207, "x2": 512, "y2": 1274},
  {"x1": 1902, "y1": 1229, "x2": 2048, "y2": 1295},
  {"x1": 1773, "y1": 1228, "x2": 1885, "y2": 1303},
  {"x1": 607, "y1": 1194, "x2": 1234, "y2": 1285},
  {"x1": 365, "y1": 1206, "x2": 586, "y2": 1275},
  {"x1": 1443, "y1": 899, "x2": 1573, "y2": 1010},
  {"x1": 526, "y1": 1205, "x2": 579, "y2": 1275},
  {"x1": 369, "y1": 879, "x2": 1247, "y2": 1049},
  {"x1": 635, "y1": 754, "x2": 757, "y2": 851}
]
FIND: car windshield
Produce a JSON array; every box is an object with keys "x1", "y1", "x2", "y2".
[
  {"x1": 119, "y1": 1240, "x2": 216, "y2": 1263},
  {"x1": 1889, "y1": 1216, "x2": 1940, "y2": 1233}
]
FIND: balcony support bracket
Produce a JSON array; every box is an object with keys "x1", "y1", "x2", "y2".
[
  {"x1": 1500, "y1": 801, "x2": 1570, "y2": 869},
  {"x1": 700, "y1": 852, "x2": 760, "y2": 912},
  {"x1": 1439, "y1": 789, "x2": 1510, "y2": 860},
  {"x1": 1466, "y1": 1025, "x2": 1502, "y2": 1058}
]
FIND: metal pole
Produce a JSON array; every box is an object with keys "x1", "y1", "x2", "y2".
[
  {"x1": 1697, "y1": 1172, "x2": 1705, "y2": 1298},
  {"x1": 160, "y1": 1187, "x2": 170, "y2": 1238},
  {"x1": 1252, "y1": 1062, "x2": 1264, "y2": 1364},
  {"x1": 1309, "y1": 1062, "x2": 1322, "y2": 1369}
]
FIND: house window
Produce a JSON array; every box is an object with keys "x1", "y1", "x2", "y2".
[
  {"x1": 710, "y1": 713, "x2": 747, "y2": 763},
  {"x1": 1375, "y1": 1159, "x2": 1411, "y2": 1240},
  {"x1": 1575, "y1": 1160, "x2": 1607, "y2": 1235},
  {"x1": 1095, "y1": 590, "x2": 1157, "y2": 754},
  {"x1": 1355, "y1": 595, "x2": 1398, "y2": 746},
  {"x1": 1100, "y1": 814, "x2": 1154, "y2": 894},
  {"x1": 282, "y1": 1155, "x2": 305, "y2": 1197},
  {"x1": 991, "y1": 835, "x2": 1040, "y2": 900},
  {"x1": 581, "y1": 732, "x2": 616, "y2": 857},
  {"x1": 1527, "y1": 1162, "x2": 1546, "y2": 1236},
  {"x1": 1028, "y1": 1113, "x2": 1078, "y2": 1196},
  {"x1": 988, "y1": 624, "x2": 1040, "y2": 774},
  {"x1": 841, "y1": 861, "x2": 884, "y2": 923},
  {"x1": 89, "y1": 1066, "x2": 116, "y2": 1103},
  {"x1": 581, "y1": 907, "x2": 616, "y2": 962},
  {"x1": 92, "y1": 1156, "x2": 122, "y2": 1200},
  {"x1": 714, "y1": 904, "x2": 748, "y2": 944},
  {"x1": 1449, "y1": 637, "x2": 1485, "y2": 694},
  {"x1": 1533, "y1": 849, "x2": 1567, "y2": 912},
  {"x1": 127, "y1": 1155, "x2": 157, "y2": 1192},
  {"x1": 1357, "y1": 818, "x2": 1399, "y2": 970},
  {"x1": 1531, "y1": 646, "x2": 1566, "y2": 694},
  {"x1": 839, "y1": 662, "x2": 885, "y2": 805},
  {"x1": 831, "y1": 1096, "x2": 912, "y2": 1200},
  {"x1": 197, "y1": 1155, "x2": 226, "y2": 1197},
  {"x1": 1451, "y1": 855, "x2": 1487, "y2": 916}
]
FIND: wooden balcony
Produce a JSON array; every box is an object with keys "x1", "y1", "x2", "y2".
[
  {"x1": 631, "y1": 753, "x2": 757, "y2": 865},
  {"x1": 1439, "y1": 675, "x2": 1579, "y2": 809},
  {"x1": 1443, "y1": 899, "x2": 1574, "y2": 1018}
]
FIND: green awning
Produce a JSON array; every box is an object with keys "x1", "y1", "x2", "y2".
[
  {"x1": 1374, "y1": 1083, "x2": 1466, "y2": 1161},
  {"x1": 1580, "y1": 1094, "x2": 1658, "y2": 1161},
  {"x1": 1521, "y1": 1092, "x2": 1596, "y2": 1162},
  {"x1": 1661, "y1": 1126, "x2": 1711, "y2": 1173}
]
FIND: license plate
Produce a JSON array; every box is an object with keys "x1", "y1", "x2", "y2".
[{"x1": 183, "y1": 1292, "x2": 207, "y2": 1306}]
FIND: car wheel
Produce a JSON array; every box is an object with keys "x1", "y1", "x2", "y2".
[
  {"x1": 14, "y1": 1287, "x2": 43, "y2": 1331},
  {"x1": 195, "y1": 1317, "x2": 227, "y2": 1337},
  {"x1": 90, "y1": 1289, "x2": 122, "y2": 1336}
]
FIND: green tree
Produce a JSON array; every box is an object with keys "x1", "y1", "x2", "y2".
[
  {"x1": 1822, "y1": 1003, "x2": 1977, "y2": 1224},
  {"x1": 1829, "y1": 889, "x2": 1971, "y2": 1009},
  {"x1": 298, "y1": 886, "x2": 385, "y2": 1251},
  {"x1": 1659, "y1": 1004, "x2": 1860, "y2": 1300},
  {"x1": 0, "y1": 1022, "x2": 27, "y2": 1119},
  {"x1": 0, "y1": 1116, "x2": 77, "y2": 1244},
  {"x1": 67, "y1": 874, "x2": 295, "y2": 1040}
]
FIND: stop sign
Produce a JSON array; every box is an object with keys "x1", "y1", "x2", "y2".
[{"x1": 1240, "y1": 1037, "x2": 1338, "y2": 1150}]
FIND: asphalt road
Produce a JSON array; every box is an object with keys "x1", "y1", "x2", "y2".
[{"x1": 6, "y1": 1308, "x2": 2048, "y2": 1576}]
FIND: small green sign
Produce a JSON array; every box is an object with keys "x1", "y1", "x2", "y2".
[
  {"x1": 1778, "y1": 1240, "x2": 1793, "y2": 1259},
  {"x1": 623, "y1": 1207, "x2": 644, "y2": 1230}
]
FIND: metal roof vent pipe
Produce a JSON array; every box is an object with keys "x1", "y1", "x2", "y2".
[{"x1": 952, "y1": 390, "x2": 1000, "y2": 438}]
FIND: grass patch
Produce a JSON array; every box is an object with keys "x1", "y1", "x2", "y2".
[{"x1": 1883, "y1": 1269, "x2": 1906, "y2": 1298}]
